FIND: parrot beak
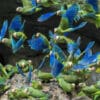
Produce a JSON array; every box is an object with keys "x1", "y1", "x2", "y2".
[
  {"x1": 16, "y1": 7, "x2": 22, "y2": 12},
  {"x1": 13, "y1": 32, "x2": 17, "y2": 38},
  {"x1": 54, "y1": 28, "x2": 58, "y2": 33},
  {"x1": 36, "y1": 0, "x2": 41, "y2": 3},
  {"x1": 36, "y1": 32, "x2": 40, "y2": 37},
  {"x1": 56, "y1": 10, "x2": 61, "y2": 16}
]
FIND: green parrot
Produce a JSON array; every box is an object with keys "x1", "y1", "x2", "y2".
[
  {"x1": 1, "y1": 36, "x2": 25, "y2": 54},
  {"x1": 54, "y1": 3, "x2": 87, "y2": 35},
  {"x1": 77, "y1": 0, "x2": 100, "y2": 28},
  {"x1": 16, "y1": 0, "x2": 42, "y2": 15}
]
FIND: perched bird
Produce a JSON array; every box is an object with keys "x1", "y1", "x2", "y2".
[
  {"x1": 50, "y1": 52, "x2": 64, "y2": 77},
  {"x1": 0, "y1": 20, "x2": 8, "y2": 41},
  {"x1": 28, "y1": 33, "x2": 49, "y2": 52},
  {"x1": 16, "y1": 0, "x2": 42, "y2": 15},
  {"x1": 11, "y1": 36, "x2": 24, "y2": 53}
]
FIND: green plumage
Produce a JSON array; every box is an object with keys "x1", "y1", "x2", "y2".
[
  {"x1": 16, "y1": 0, "x2": 42, "y2": 14},
  {"x1": 58, "y1": 78, "x2": 74, "y2": 92}
]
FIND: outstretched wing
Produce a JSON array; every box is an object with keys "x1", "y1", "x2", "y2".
[
  {"x1": 38, "y1": 12, "x2": 56, "y2": 22},
  {"x1": 11, "y1": 37, "x2": 24, "y2": 53},
  {"x1": 9, "y1": 15, "x2": 24, "y2": 32},
  {"x1": 63, "y1": 3, "x2": 80, "y2": 26}
]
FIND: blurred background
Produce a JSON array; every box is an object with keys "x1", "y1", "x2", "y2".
[{"x1": 0, "y1": 0, "x2": 100, "y2": 65}]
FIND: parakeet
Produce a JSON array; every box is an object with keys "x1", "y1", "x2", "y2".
[
  {"x1": 11, "y1": 36, "x2": 24, "y2": 53},
  {"x1": 16, "y1": 0, "x2": 42, "y2": 15},
  {"x1": 28, "y1": 33, "x2": 49, "y2": 52},
  {"x1": 9, "y1": 15, "x2": 25, "y2": 37},
  {"x1": 54, "y1": 3, "x2": 87, "y2": 35},
  {"x1": 72, "y1": 41, "x2": 100, "y2": 70},
  {"x1": 0, "y1": 20, "x2": 8, "y2": 41}
]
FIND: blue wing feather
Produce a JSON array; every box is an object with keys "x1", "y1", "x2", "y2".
[
  {"x1": 11, "y1": 37, "x2": 17, "y2": 49},
  {"x1": 27, "y1": 67, "x2": 32, "y2": 83},
  {"x1": 0, "y1": 20, "x2": 8, "y2": 40},
  {"x1": 76, "y1": 37, "x2": 81, "y2": 46},
  {"x1": 9, "y1": 15, "x2": 24, "y2": 32},
  {"x1": 11, "y1": 37, "x2": 24, "y2": 53},
  {"x1": 74, "y1": 49, "x2": 81, "y2": 58},
  {"x1": 63, "y1": 3, "x2": 80, "y2": 26},
  {"x1": 37, "y1": 56, "x2": 47, "y2": 70},
  {"x1": 16, "y1": 64, "x2": 25, "y2": 77},
  {"x1": 67, "y1": 43, "x2": 78, "y2": 54},
  {"x1": 38, "y1": 12, "x2": 56, "y2": 22},
  {"x1": 28, "y1": 36, "x2": 48, "y2": 51},
  {"x1": 73, "y1": 64, "x2": 88, "y2": 70},
  {"x1": 70, "y1": 22, "x2": 87, "y2": 32},
  {"x1": 84, "y1": 41, "x2": 95, "y2": 53},
  {"x1": 31, "y1": 0, "x2": 37, "y2": 6}
]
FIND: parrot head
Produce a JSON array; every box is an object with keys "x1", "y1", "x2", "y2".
[
  {"x1": 1, "y1": 38, "x2": 9, "y2": 44},
  {"x1": 16, "y1": 7, "x2": 23, "y2": 13}
]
